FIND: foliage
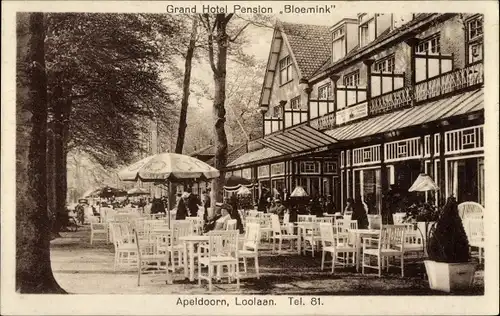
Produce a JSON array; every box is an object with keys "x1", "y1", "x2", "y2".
[
  {"x1": 237, "y1": 193, "x2": 254, "y2": 210},
  {"x1": 427, "y1": 197, "x2": 470, "y2": 263},
  {"x1": 404, "y1": 202, "x2": 441, "y2": 222},
  {"x1": 45, "y1": 13, "x2": 183, "y2": 167}
]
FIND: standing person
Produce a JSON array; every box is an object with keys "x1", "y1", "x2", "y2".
[
  {"x1": 229, "y1": 194, "x2": 239, "y2": 214},
  {"x1": 352, "y1": 198, "x2": 369, "y2": 229},
  {"x1": 176, "y1": 193, "x2": 188, "y2": 220},
  {"x1": 186, "y1": 192, "x2": 201, "y2": 217},
  {"x1": 257, "y1": 187, "x2": 269, "y2": 213},
  {"x1": 310, "y1": 197, "x2": 323, "y2": 217},
  {"x1": 202, "y1": 189, "x2": 211, "y2": 221},
  {"x1": 151, "y1": 198, "x2": 165, "y2": 215},
  {"x1": 325, "y1": 195, "x2": 335, "y2": 214},
  {"x1": 344, "y1": 198, "x2": 354, "y2": 216},
  {"x1": 270, "y1": 198, "x2": 287, "y2": 221},
  {"x1": 282, "y1": 188, "x2": 290, "y2": 208}
]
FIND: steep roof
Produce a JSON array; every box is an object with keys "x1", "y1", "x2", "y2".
[
  {"x1": 205, "y1": 143, "x2": 248, "y2": 167},
  {"x1": 279, "y1": 22, "x2": 332, "y2": 80},
  {"x1": 311, "y1": 14, "x2": 436, "y2": 78}
]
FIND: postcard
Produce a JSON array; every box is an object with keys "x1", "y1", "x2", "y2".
[{"x1": 1, "y1": 1, "x2": 498, "y2": 315}]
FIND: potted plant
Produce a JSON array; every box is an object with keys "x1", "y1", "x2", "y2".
[
  {"x1": 424, "y1": 196, "x2": 476, "y2": 292},
  {"x1": 404, "y1": 201, "x2": 440, "y2": 235}
]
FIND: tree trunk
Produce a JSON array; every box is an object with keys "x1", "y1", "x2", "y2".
[
  {"x1": 16, "y1": 12, "x2": 66, "y2": 293},
  {"x1": 47, "y1": 112, "x2": 57, "y2": 234},
  {"x1": 211, "y1": 14, "x2": 230, "y2": 204},
  {"x1": 175, "y1": 17, "x2": 197, "y2": 154},
  {"x1": 52, "y1": 94, "x2": 71, "y2": 233}
]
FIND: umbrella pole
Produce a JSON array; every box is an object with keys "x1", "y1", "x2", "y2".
[{"x1": 167, "y1": 180, "x2": 171, "y2": 229}]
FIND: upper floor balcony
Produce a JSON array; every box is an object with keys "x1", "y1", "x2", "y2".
[{"x1": 311, "y1": 60, "x2": 483, "y2": 131}]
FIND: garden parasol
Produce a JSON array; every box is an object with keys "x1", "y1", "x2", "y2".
[
  {"x1": 93, "y1": 186, "x2": 127, "y2": 198},
  {"x1": 118, "y1": 152, "x2": 219, "y2": 182},
  {"x1": 290, "y1": 186, "x2": 308, "y2": 197},
  {"x1": 118, "y1": 152, "x2": 220, "y2": 227},
  {"x1": 236, "y1": 186, "x2": 251, "y2": 196},
  {"x1": 127, "y1": 187, "x2": 150, "y2": 196},
  {"x1": 223, "y1": 175, "x2": 254, "y2": 192}
]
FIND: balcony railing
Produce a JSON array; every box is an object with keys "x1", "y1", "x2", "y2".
[
  {"x1": 369, "y1": 86, "x2": 413, "y2": 115},
  {"x1": 415, "y1": 62, "x2": 483, "y2": 102},
  {"x1": 368, "y1": 62, "x2": 483, "y2": 116}
]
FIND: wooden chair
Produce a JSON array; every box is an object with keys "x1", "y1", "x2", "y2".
[
  {"x1": 197, "y1": 230, "x2": 240, "y2": 292},
  {"x1": 270, "y1": 214, "x2": 299, "y2": 254},
  {"x1": 458, "y1": 201, "x2": 484, "y2": 220},
  {"x1": 392, "y1": 212, "x2": 406, "y2": 224},
  {"x1": 298, "y1": 215, "x2": 316, "y2": 222},
  {"x1": 169, "y1": 220, "x2": 193, "y2": 271},
  {"x1": 315, "y1": 217, "x2": 334, "y2": 224},
  {"x1": 367, "y1": 214, "x2": 382, "y2": 230},
  {"x1": 362, "y1": 225, "x2": 406, "y2": 277},
  {"x1": 109, "y1": 222, "x2": 137, "y2": 271},
  {"x1": 238, "y1": 222, "x2": 261, "y2": 279},
  {"x1": 90, "y1": 222, "x2": 108, "y2": 245},
  {"x1": 135, "y1": 229, "x2": 172, "y2": 286},
  {"x1": 226, "y1": 219, "x2": 237, "y2": 231},
  {"x1": 301, "y1": 222, "x2": 321, "y2": 257},
  {"x1": 186, "y1": 216, "x2": 203, "y2": 235},
  {"x1": 319, "y1": 223, "x2": 356, "y2": 273},
  {"x1": 464, "y1": 218, "x2": 484, "y2": 264},
  {"x1": 401, "y1": 223, "x2": 424, "y2": 258}
]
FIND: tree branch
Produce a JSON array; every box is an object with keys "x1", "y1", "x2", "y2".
[{"x1": 229, "y1": 22, "x2": 250, "y2": 42}]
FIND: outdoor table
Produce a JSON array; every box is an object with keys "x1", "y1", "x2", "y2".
[
  {"x1": 349, "y1": 229, "x2": 380, "y2": 271},
  {"x1": 179, "y1": 235, "x2": 209, "y2": 282}
]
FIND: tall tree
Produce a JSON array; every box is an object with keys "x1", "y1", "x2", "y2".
[
  {"x1": 201, "y1": 13, "x2": 256, "y2": 202},
  {"x1": 44, "y1": 13, "x2": 181, "y2": 231},
  {"x1": 175, "y1": 16, "x2": 198, "y2": 154},
  {"x1": 16, "y1": 12, "x2": 65, "y2": 293}
]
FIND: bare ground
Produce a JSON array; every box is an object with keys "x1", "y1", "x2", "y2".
[{"x1": 50, "y1": 226, "x2": 484, "y2": 295}]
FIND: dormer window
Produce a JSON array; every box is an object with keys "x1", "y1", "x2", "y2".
[
  {"x1": 343, "y1": 70, "x2": 360, "y2": 86},
  {"x1": 467, "y1": 16, "x2": 483, "y2": 64},
  {"x1": 416, "y1": 34, "x2": 440, "y2": 54},
  {"x1": 279, "y1": 56, "x2": 293, "y2": 85},
  {"x1": 332, "y1": 26, "x2": 346, "y2": 62},
  {"x1": 359, "y1": 15, "x2": 376, "y2": 47}
]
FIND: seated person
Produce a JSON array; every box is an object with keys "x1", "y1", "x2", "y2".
[
  {"x1": 203, "y1": 203, "x2": 223, "y2": 233},
  {"x1": 213, "y1": 204, "x2": 232, "y2": 231},
  {"x1": 269, "y1": 198, "x2": 287, "y2": 220}
]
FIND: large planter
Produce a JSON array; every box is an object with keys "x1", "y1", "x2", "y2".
[{"x1": 424, "y1": 260, "x2": 476, "y2": 292}]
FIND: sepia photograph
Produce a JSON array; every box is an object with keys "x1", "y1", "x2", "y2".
[{"x1": 1, "y1": 1, "x2": 499, "y2": 315}]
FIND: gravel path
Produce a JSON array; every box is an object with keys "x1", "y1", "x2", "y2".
[{"x1": 50, "y1": 226, "x2": 484, "y2": 295}]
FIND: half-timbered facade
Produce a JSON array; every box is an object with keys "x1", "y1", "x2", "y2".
[{"x1": 226, "y1": 13, "x2": 484, "y2": 214}]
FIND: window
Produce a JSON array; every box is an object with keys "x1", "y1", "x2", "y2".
[
  {"x1": 374, "y1": 55, "x2": 395, "y2": 73},
  {"x1": 468, "y1": 18, "x2": 483, "y2": 41},
  {"x1": 332, "y1": 26, "x2": 346, "y2": 62},
  {"x1": 318, "y1": 83, "x2": 332, "y2": 100},
  {"x1": 467, "y1": 16, "x2": 483, "y2": 64},
  {"x1": 343, "y1": 70, "x2": 360, "y2": 86},
  {"x1": 279, "y1": 56, "x2": 293, "y2": 85},
  {"x1": 300, "y1": 161, "x2": 320, "y2": 174},
  {"x1": 359, "y1": 18, "x2": 375, "y2": 47},
  {"x1": 324, "y1": 161, "x2": 338, "y2": 174},
  {"x1": 416, "y1": 34, "x2": 440, "y2": 54},
  {"x1": 290, "y1": 96, "x2": 301, "y2": 110}
]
